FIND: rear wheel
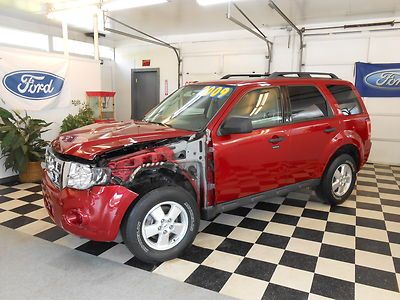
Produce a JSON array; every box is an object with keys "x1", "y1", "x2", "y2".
[
  {"x1": 316, "y1": 154, "x2": 356, "y2": 205},
  {"x1": 122, "y1": 186, "x2": 199, "y2": 263}
]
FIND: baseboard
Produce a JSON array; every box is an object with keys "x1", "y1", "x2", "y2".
[{"x1": 0, "y1": 175, "x2": 19, "y2": 184}]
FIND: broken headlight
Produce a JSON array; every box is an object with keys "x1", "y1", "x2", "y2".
[{"x1": 67, "y1": 162, "x2": 111, "y2": 190}]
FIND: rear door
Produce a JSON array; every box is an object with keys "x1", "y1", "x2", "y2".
[
  {"x1": 283, "y1": 84, "x2": 340, "y2": 183},
  {"x1": 212, "y1": 87, "x2": 290, "y2": 203}
]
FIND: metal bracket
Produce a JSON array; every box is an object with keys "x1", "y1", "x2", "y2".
[
  {"x1": 226, "y1": 1, "x2": 273, "y2": 73},
  {"x1": 103, "y1": 13, "x2": 182, "y2": 88}
]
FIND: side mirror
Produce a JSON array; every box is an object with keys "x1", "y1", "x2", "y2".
[{"x1": 220, "y1": 116, "x2": 252, "y2": 135}]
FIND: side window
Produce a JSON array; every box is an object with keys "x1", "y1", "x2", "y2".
[
  {"x1": 327, "y1": 85, "x2": 362, "y2": 115},
  {"x1": 287, "y1": 85, "x2": 330, "y2": 122},
  {"x1": 227, "y1": 88, "x2": 282, "y2": 130}
]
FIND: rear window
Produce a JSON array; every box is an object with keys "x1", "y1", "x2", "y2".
[
  {"x1": 327, "y1": 85, "x2": 362, "y2": 115},
  {"x1": 287, "y1": 85, "x2": 330, "y2": 122}
]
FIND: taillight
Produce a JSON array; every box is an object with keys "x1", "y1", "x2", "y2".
[{"x1": 366, "y1": 117, "x2": 371, "y2": 139}]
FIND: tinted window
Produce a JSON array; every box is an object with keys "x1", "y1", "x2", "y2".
[
  {"x1": 227, "y1": 88, "x2": 282, "y2": 129},
  {"x1": 327, "y1": 85, "x2": 362, "y2": 115},
  {"x1": 288, "y1": 86, "x2": 330, "y2": 122}
]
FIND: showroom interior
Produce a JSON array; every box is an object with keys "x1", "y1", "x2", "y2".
[{"x1": 0, "y1": 0, "x2": 400, "y2": 299}]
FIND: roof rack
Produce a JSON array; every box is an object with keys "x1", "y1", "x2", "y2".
[
  {"x1": 269, "y1": 72, "x2": 339, "y2": 79},
  {"x1": 221, "y1": 73, "x2": 270, "y2": 79}
]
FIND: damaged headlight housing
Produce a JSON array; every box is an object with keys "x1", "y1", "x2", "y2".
[{"x1": 67, "y1": 162, "x2": 111, "y2": 190}]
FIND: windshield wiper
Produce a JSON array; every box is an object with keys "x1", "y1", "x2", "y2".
[{"x1": 145, "y1": 120, "x2": 172, "y2": 127}]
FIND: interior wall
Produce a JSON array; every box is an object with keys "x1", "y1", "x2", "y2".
[
  {"x1": 114, "y1": 24, "x2": 400, "y2": 166},
  {"x1": 0, "y1": 46, "x2": 102, "y2": 180}
]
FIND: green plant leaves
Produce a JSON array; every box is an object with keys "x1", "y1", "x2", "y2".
[
  {"x1": 0, "y1": 107, "x2": 52, "y2": 173},
  {"x1": 60, "y1": 104, "x2": 95, "y2": 133}
]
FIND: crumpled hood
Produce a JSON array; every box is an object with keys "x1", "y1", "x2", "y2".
[{"x1": 52, "y1": 120, "x2": 193, "y2": 160}]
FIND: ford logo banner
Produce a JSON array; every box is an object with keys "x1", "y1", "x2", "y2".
[
  {"x1": 355, "y1": 62, "x2": 400, "y2": 97},
  {"x1": 2, "y1": 70, "x2": 65, "y2": 100}
]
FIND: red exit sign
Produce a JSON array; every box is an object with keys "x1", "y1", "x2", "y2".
[{"x1": 142, "y1": 59, "x2": 151, "y2": 67}]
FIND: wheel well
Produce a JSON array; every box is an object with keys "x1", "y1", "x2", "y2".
[
  {"x1": 326, "y1": 144, "x2": 360, "y2": 172},
  {"x1": 127, "y1": 167, "x2": 197, "y2": 201}
]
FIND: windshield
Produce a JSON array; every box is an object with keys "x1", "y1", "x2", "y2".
[{"x1": 144, "y1": 84, "x2": 235, "y2": 131}]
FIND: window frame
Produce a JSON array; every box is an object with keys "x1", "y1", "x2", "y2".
[
  {"x1": 218, "y1": 86, "x2": 285, "y2": 134},
  {"x1": 326, "y1": 84, "x2": 363, "y2": 116},
  {"x1": 283, "y1": 84, "x2": 334, "y2": 124}
]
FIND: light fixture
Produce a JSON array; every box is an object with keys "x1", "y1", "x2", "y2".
[
  {"x1": 102, "y1": 0, "x2": 168, "y2": 11},
  {"x1": 47, "y1": 5, "x2": 102, "y2": 30},
  {"x1": 197, "y1": 0, "x2": 233, "y2": 6}
]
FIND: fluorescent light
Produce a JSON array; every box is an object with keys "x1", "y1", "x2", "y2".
[
  {"x1": 197, "y1": 0, "x2": 232, "y2": 6},
  {"x1": 102, "y1": 0, "x2": 168, "y2": 11},
  {"x1": 48, "y1": 6, "x2": 102, "y2": 30}
]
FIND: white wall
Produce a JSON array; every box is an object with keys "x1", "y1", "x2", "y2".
[
  {"x1": 0, "y1": 46, "x2": 102, "y2": 180},
  {"x1": 114, "y1": 23, "x2": 400, "y2": 165}
]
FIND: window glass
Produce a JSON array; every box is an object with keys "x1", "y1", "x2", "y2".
[
  {"x1": 53, "y1": 37, "x2": 114, "y2": 60},
  {"x1": 227, "y1": 88, "x2": 282, "y2": 129},
  {"x1": 288, "y1": 86, "x2": 329, "y2": 122},
  {"x1": 0, "y1": 26, "x2": 49, "y2": 51},
  {"x1": 327, "y1": 85, "x2": 362, "y2": 115}
]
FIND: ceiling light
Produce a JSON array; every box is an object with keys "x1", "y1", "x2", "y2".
[
  {"x1": 47, "y1": 6, "x2": 102, "y2": 30},
  {"x1": 102, "y1": 0, "x2": 168, "y2": 11},
  {"x1": 197, "y1": 0, "x2": 234, "y2": 6}
]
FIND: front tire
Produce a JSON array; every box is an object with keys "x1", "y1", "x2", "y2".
[
  {"x1": 316, "y1": 154, "x2": 356, "y2": 205},
  {"x1": 122, "y1": 186, "x2": 199, "y2": 263}
]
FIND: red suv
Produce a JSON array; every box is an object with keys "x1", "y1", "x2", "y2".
[{"x1": 42, "y1": 72, "x2": 371, "y2": 263}]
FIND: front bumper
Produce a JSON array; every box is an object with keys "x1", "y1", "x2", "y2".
[{"x1": 42, "y1": 171, "x2": 138, "y2": 241}]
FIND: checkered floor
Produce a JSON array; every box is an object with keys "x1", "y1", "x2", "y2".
[{"x1": 1, "y1": 163, "x2": 400, "y2": 300}]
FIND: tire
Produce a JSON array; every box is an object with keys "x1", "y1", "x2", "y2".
[
  {"x1": 122, "y1": 186, "x2": 200, "y2": 263},
  {"x1": 316, "y1": 154, "x2": 356, "y2": 205}
]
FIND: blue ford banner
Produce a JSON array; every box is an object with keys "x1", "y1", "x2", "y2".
[
  {"x1": 355, "y1": 62, "x2": 400, "y2": 97},
  {"x1": 3, "y1": 70, "x2": 64, "y2": 100}
]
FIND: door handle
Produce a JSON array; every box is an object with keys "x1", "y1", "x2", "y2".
[
  {"x1": 324, "y1": 127, "x2": 336, "y2": 133},
  {"x1": 269, "y1": 136, "x2": 285, "y2": 143}
]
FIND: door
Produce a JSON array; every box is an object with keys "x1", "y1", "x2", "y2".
[
  {"x1": 131, "y1": 68, "x2": 160, "y2": 120},
  {"x1": 284, "y1": 84, "x2": 340, "y2": 183},
  {"x1": 212, "y1": 87, "x2": 289, "y2": 203}
]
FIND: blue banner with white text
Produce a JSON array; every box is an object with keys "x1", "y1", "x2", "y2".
[{"x1": 355, "y1": 62, "x2": 400, "y2": 97}]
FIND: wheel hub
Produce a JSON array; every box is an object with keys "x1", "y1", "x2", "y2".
[{"x1": 332, "y1": 163, "x2": 353, "y2": 197}]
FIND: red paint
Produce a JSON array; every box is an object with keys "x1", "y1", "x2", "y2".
[
  {"x1": 42, "y1": 171, "x2": 138, "y2": 241},
  {"x1": 142, "y1": 59, "x2": 151, "y2": 67},
  {"x1": 43, "y1": 76, "x2": 371, "y2": 241},
  {"x1": 86, "y1": 91, "x2": 116, "y2": 97},
  {"x1": 52, "y1": 120, "x2": 193, "y2": 160}
]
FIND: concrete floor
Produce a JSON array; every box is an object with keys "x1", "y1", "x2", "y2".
[{"x1": 0, "y1": 226, "x2": 232, "y2": 300}]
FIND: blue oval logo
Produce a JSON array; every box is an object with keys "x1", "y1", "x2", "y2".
[
  {"x1": 2, "y1": 70, "x2": 65, "y2": 100},
  {"x1": 364, "y1": 69, "x2": 400, "y2": 90}
]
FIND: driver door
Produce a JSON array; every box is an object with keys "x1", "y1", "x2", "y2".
[{"x1": 212, "y1": 87, "x2": 289, "y2": 204}]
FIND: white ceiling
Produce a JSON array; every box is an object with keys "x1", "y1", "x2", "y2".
[{"x1": 0, "y1": 0, "x2": 399, "y2": 38}]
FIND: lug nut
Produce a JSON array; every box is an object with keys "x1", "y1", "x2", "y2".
[
  {"x1": 169, "y1": 225, "x2": 173, "y2": 229},
  {"x1": 163, "y1": 230, "x2": 167, "y2": 234},
  {"x1": 161, "y1": 219, "x2": 165, "y2": 223},
  {"x1": 168, "y1": 218, "x2": 172, "y2": 222},
  {"x1": 158, "y1": 226, "x2": 161, "y2": 230}
]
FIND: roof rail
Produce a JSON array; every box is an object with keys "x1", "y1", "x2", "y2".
[
  {"x1": 269, "y1": 72, "x2": 339, "y2": 79},
  {"x1": 221, "y1": 73, "x2": 270, "y2": 79}
]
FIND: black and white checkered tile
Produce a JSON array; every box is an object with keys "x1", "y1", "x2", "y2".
[{"x1": 1, "y1": 163, "x2": 400, "y2": 299}]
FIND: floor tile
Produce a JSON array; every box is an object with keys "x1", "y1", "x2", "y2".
[
  {"x1": 270, "y1": 265, "x2": 314, "y2": 293},
  {"x1": 0, "y1": 200, "x2": 28, "y2": 210},
  {"x1": 202, "y1": 250, "x2": 243, "y2": 273},
  {"x1": 293, "y1": 227, "x2": 324, "y2": 243},
  {"x1": 11, "y1": 203, "x2": 42, "y2": 215},
  {"x1": 311, "y1": 273, "x2": 354, "y2": 299},
  {"x1": 245, "y1": 209, "x2": 274, "y2": 222},
  {"x1": 390, "y1": 243, "x2": 400, "y2": 258},
  {"x1": 221, "y1": 273, "x2": 268, "y2": 300},
  {"x1": 25, "y1": 207, "x2": 49, "y2": 220},
  {"x1": 301, "y1": 208, "x2": 329, "y2": 220},
  {"x1": 179, "y1": 245, "x2": 213, "y2": 264},
  {"x1": 356, "y1": 237, "x2": 392, "y2": 256},
  {"x1": 355, "y1": 250, "x2": 396, "y2": 273},
  {"x1": 315, "y1": 257, "x2": 355, "y2": 282},
  {"x1": 320, "y1": 243, "x2": 355, "y2": 263},
  {"x1": 326, "y1": 221, "x2": 355, "y2": 236},
  {"x1": 75, "y1": 241, "x2": 118, "y2": 256},
  {"x1": 235, "y1": 257, "x2": 276, "y2": 281},
  {"x1": 98, "y1": 244, "x2": 135, "y2": 264},
  {"x1": 185, "y1": 265, "x2": 231, "y2": 292},
  {"x1": 238, "y1": 217, "x2": 268, "y2": 231},
  {"x1": 355, "y1": 265, "x2": 399, "y2": 292},
  {"x1": 0, "y1": 210, "x2": 21, "y2": 223},
  {"x1": 246, "y1": 244, "x2": 284, "y2": 264},
  {"x1": 54, "y1": 234, "x2": 89, "y2": 249},
  {"x1": 224, "y1": 207, "x2": 252, "y2": 217},
  {"x1": 270, "y1": 213, "x2": 299, "y2": 226},
  {"x1": 213, "y1": 213, "x2": 244, "y2": 227},
  {"x1": 279, "y1": 250, "x2": 318, "y2": 272},
  {"x1": 202, "y1": 222, "x2": 235, "y2": 237},
  {"x1": 1, "y1": 215, "x2": 36, "y2": 229},
  {"x1": 297, "y1": 217, "x2": 327, "y2": 231},
  {"x1": 192, "y1": 232, "x2": 225, "y2": 250},
  {"x1": 356, "y1": 226, "x2": 389, "y2": 242},
  {"x1": 264, "y1": 222, "x2": 295, "y2": 237},
  {"x1": 216, "y1": 238, "x2": 252, "y2": 256},
  {"x1": 153, "y1": 258, "x2": 199, "y2": 281},
  {"x1": 355, "y1": 283, "x2": 400, "y2": 300},
  {"x1": 286, "y1": 237, "x2": 321, "y2": 257},
  {"x1": 254, "y1": 202, "x2": 280, "y2": 212},
  {"x1": 256, "y1": 232, "x2": 290, "y2": 249},
  {"x1": 228, "y1": 227, "x2": 262, "y2": 243},
  {"x1": 356, "y1": 216, "x2": 386, "y2": 230},
  {"x1": 35, "y1": 226, "x2": 68, "y2": 242},
  {"x1": 276, "y1": 205, "x2": 304, "y2": 217},
  {"x1": 16, "y1": 220, "x2": 54, "y2": 235}
]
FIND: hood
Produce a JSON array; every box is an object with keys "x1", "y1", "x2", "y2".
[{"x1": 52, "y1": 120, "x2": 193, "y2": 160}]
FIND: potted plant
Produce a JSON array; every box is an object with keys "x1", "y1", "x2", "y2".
[
  {"x1": 0, "y1": 107, "x2": 52, "y2": 183},
  {"x1": 60, "y1": 104, "x2": 94, "y2": 133}
]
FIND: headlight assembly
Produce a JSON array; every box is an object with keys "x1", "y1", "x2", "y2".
[{"x1": 67, "y1": 162, "x2": 111, "y2": 190}]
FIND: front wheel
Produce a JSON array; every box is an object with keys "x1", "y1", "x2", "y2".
[
  {"x1": 316, "y1": 154, "x2": 356, "y2": 205},
  {"x1": 122, "y1": 186, "x2": 200, "y2": 263}
]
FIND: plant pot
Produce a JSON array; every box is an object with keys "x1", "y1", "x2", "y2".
[{"x1": 19, "y1": 161, "x2": 43, "y2": 183}]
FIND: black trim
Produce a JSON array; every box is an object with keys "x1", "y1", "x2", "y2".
[
  {"x1": 201, "y1": 179, "x2": 320, "y2": 220},
  {"x1": 269, "y1": 72, "x2": 339, "y2": 79},
  {"x1": 221, "y1": 74, "x2": 270, "y2": 79}
]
